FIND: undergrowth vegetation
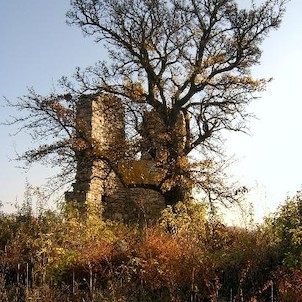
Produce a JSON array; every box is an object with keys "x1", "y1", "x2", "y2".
[{"x1": 0, "y1": 193, "x2": 301, "y2": 301}]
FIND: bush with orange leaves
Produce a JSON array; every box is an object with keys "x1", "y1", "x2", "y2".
[
  {"x1": 132, "y1": 227, "x2": 219, "y2": 300},
  {"x1": 273, "y1": 267, "x2": 302, "y2": 302}
]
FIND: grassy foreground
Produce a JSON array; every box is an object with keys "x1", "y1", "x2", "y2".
[{"x1": 0, "y1": 195, "x2": 301, "y2": 301}]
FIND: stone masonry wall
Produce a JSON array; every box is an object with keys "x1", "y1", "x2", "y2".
[
  {"x1": 65, "y1": 94, "x2": 166, "y2": 223},
  {"x1": 65, "y1": 94, "x2": 124, "y2": 209}
]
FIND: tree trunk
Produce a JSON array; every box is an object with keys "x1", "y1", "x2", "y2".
[
  {"x1": 140, "y1": 109, "x2": 192, "y2": 206},
  {"x1": 163, "y1": 184, "x2": 189, "y2": 206}
]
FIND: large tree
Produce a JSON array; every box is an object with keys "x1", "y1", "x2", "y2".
[{"x1": 8, "y1": 0, "x2": 286, "y2": 206}]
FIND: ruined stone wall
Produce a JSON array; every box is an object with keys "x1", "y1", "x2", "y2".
[
  {"x1": 65, "y1": 94, "x2": 166, "y2": 223},
  {"x1": 65, "y1": 94, "x2": 125, "y2": 209},
  {"x1": 102, "y1": 187, "x2": 165, "y2": 224},
  {"x1": 102, "y1": 160, "x2": 166, "y2": 224}
]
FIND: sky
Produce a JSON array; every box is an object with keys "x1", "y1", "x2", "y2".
[{"x1": 0, "y1": 0, "x2": 301, "y2": 220}]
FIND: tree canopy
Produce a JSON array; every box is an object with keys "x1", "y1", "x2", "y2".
[{"x1": 7, "y1": 0, "x2": 287, "y2": 206}]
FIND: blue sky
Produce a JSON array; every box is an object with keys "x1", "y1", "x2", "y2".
[{"x1": 0, "y1": 0, "x2": 301, "y2": 218}]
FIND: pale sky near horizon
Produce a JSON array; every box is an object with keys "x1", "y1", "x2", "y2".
[{"x1": 0, "y1": 0, "x2": 301, "y2": 220}]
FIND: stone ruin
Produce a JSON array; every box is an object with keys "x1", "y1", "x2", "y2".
[{"x1": 65, "y1": 94, "x2": 166, "y2": 224}]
